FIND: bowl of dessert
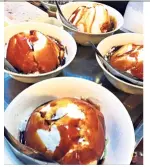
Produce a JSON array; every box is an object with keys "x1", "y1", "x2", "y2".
[
  {"x1": 4, "y1": 22, "x2": 77, "y2": 83},
  {"x1": 4, "y1": 77, "x2": 135, "y2": 165},
  {"x1": 96, "y1": 33, "x2": 143, "y2": 94},
  {"x1": 56, "y1": 1, "x2": 124, "y2": 46}
]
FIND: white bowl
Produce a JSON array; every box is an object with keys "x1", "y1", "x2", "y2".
[
  {"x1": 96, "y1": 33, "x2": 143, "y2": 94},
  {"x1": 56, "y1": 2, "x2": 124, "y2": 46},
  {"x1": 5, "y1": 77, "x2": 135, "y2": 165},
  {"x1": 4, "y1": 22, "x2": 77, "y2": 83}
]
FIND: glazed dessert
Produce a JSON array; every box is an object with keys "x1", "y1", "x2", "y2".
[
  {"x1": 105, "y1": 44, "x2": 143, "y2": 80},
  {"x1": 19, "y1": 97, "x2": 105, "y2": 165},
  {"x1": 68, "y1": 3, "x2": 116, "y2": 34},
  {"x1": 6, "y1": 30, "x2": 66, "y2": 74}
]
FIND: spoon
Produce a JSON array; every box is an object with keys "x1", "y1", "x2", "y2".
[
  {"x1": 4, "y1": 126, "x2": 59, "y2": 164},
  {"x1": 55, "y1": 1, "x2": 78, "y2": 31},
  {"x1": 89, "y1": 42, "x2": 143, "y2": 86},
  {"x1": 4, "y1": 58, "x2": 19, "y2": 73}
]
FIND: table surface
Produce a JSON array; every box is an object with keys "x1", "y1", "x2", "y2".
[{"x1": 4, "y1": 1, "x2": 143, "y2": 165}]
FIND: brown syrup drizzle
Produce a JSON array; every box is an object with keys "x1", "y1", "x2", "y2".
[
  {"x1": 107, "y1": 44, "x2": 143, "y2": 80},
  {"x1": 6, "y1": 30, "x2": 66, "y2": 74},
  {"x1": 68, "y1": 5, "x2": 116, "y2": 33},
  {"x1": 20, "y1": 98, "x2": 105, "y2": 164}
]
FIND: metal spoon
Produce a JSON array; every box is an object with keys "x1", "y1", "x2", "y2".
[
  {"x1": 89, "y1": 42, "x2": 143, "y2": 86},
  {"x1": 55, "y1": 1, "x2": 78, "y2": 31},
  {"x1": 4, "y1": 126, "x2": 59, "y2": 164},
  {"x1": 4, "y1": 58, "x2": 19, "y2": 73}
]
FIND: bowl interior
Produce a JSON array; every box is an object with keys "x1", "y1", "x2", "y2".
[
  {"x1": 57, "y1": 2, "x2": 124, "y2": 34},
  {"x1": 96, "y1": 33, "x2": 143, "y2": 89},
  {"x1": 4, "y1": 22, "x2": 77, "y2": 77},
  {"x1": 5, "y1": 77, "x2": 135, "y2": 164}
]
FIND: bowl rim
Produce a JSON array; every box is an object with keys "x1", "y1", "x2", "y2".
[
  {"x1": 4, "y1": 22, "x2": 77, "y2": 78},
  {"x1": 96, "y1": 33, "x2": 143, "y2": 89},
  {"x1": 56, "y1": 1, "x2": 124, "y2": 36},
  {"x1": 4, "y1": 77, "x2": 135, "y2": 165}
]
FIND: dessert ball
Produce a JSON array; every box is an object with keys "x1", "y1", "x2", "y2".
[
  {"x1": 24, "y1": 97, "x2": 105, "y2": 165},
  {"x1": 6, "y1": 30, "x2": 65, "y2": 74},
  {"x1": 109, "y1": 44, "x2": 143, "y2": 80},
  {"x1": 68, "y1": 4, "x2": 116, "y2": 34}
]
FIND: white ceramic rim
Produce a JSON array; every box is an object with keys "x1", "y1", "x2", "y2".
[
  {"x1": 56, "y1": 1, "x2": 124, "y2": 36},
  {"x1": 4, "y1": 22, "x2": 77, "y2": 78},
  {"x1": 96, "y1": 33, "x2": 143, "y2": 89}
]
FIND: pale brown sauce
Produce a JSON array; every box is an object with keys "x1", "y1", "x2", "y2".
[{"x1": 21, "y1": 98, "x2": 105, "y2": 164}]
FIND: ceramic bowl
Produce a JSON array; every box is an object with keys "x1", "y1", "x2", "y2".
[
  {"x1": 96, "y1": 33, "x2": 143, "y2": 94},
  {"x1": 4, "y1": 22, "x2": 77, "y2": 83},
  {"x1": 56, "y1": 2, "x2": 124, "y2": 46},
  {"x1": 5, "y1": 77, "x2": 135, "y2": 165}
]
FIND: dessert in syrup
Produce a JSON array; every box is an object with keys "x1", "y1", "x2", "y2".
[
  {"x1": 19, "y1": 97, "x2": 105, "y2": 165},
  {"x1": 106, "y1": 44, "x2": 143, "y2": 80},
  {"x1": 6, "y1": 30, "x2": 66, "y2": 74},
  {"x1": 68, "y1": 3, "x2": 116, "y2": 34}
]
